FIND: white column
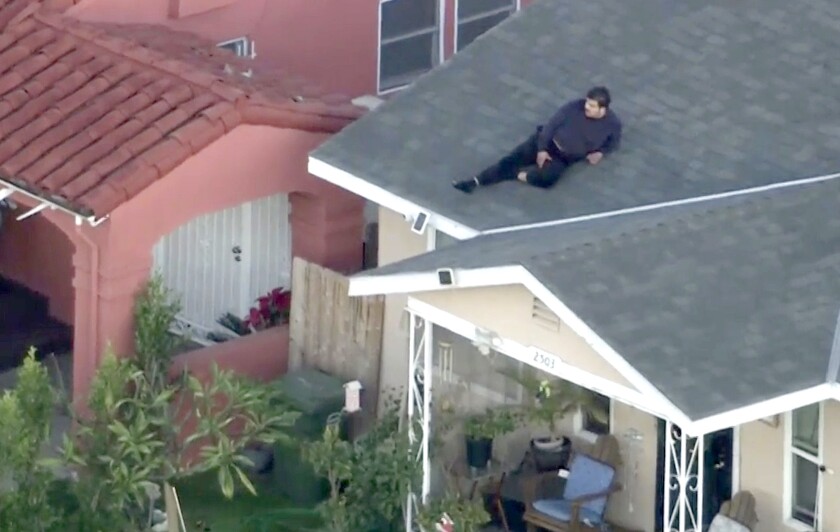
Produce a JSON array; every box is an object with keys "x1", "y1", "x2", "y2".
[
  {"x1": 405, "y1": 313, "x2": 433, "y2": 530},
  {"x1": 663, "y1": 421, "x2": 705, "y2": 532},
  {"x1": 421, "y1": 317, "x2": 433, "y2": 502}
]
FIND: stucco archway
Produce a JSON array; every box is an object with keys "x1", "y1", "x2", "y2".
[{"x1": 0, "y1": 200, "x2": 77, "y2": 398}]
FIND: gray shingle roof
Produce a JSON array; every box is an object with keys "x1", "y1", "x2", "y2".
[
  {"x1": 312, "y1": 0, "x2": 840, "y2": 232},
  {"x1": 356, "y1": 179, "x2": 840, "y2": 420}
]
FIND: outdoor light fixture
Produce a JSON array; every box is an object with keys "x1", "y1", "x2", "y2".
[
  {"x1": 436, "y1": 268, "x2": 455, "y2": 286},
  {"x1": 473, "y1": 327, "x2": 502, "y2": 356},
  {"x1": 410, "y1": 210, "x2": 430, "y2": 234}
]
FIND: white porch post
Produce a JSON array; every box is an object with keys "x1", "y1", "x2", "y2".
[
  {"x1": 405, "y1": 313, "x2": 433, "y2": 530},
  {"x1": 663, "y1": 421, "x2": 705, "y2": 532}
]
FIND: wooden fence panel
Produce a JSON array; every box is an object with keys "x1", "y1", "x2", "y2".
[{"x1": 289, "y1": 257, "x2": 385, "y2": 418}]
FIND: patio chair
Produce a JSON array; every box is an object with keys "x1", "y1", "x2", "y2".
[
  {"x1": 708, "y1": 491, "x2": 758, "y2": 532},
  {"x1": 522, "y1": 435, "x2": 622, "y2": 532}
]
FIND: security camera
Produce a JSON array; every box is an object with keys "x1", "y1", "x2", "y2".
[
  {"x1": 410, "y1": 211, "x2": 429, "y2": 234},
  {"x1": 436, "y1": 268, "x2": 455, "y2": 286}
]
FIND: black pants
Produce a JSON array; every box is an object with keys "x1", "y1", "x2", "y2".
[{"x1": 476, "y1": 130, "x2": 577, "y2": 188}]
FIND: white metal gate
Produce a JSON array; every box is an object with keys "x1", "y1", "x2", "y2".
[{"x1": 153, "y1": 193, "x2": 292, "y2": 342}]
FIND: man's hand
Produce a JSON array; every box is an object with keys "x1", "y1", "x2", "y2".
[
  {"x1": 536, "y1": 150, "x2": 552, "y2": 168},
  {"x1": 587, "y1": 151, "x2": 604, "y2": 165}
]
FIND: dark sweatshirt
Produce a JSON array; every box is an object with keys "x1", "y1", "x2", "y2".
[{"x1": 537, "y1": 99, "x2": 622, "y2": 160}]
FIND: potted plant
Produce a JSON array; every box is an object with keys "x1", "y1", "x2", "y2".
[
  {"x1": 462, "y1": 408, "x2": 519, "y2": 469},
  {"x1": 505, "y1": 368, "x2": 608, "y2": 471},
  {"x1": 417, "y1": 493, "x2": 490, "y2": 532}
]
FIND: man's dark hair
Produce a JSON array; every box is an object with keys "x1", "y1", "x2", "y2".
[{"x1": 586, "y1": 86, "x2": 611, "y2": 108}]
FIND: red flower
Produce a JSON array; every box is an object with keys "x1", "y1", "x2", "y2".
[
  {"x1": 248, "y1": 308, "x2": 262, "y2": 326},
  {"x1": 258, "y1": 296, "x2": 270, "y2": 311}
]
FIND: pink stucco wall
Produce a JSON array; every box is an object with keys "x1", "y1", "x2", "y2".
[
  {"x1": 171, "y1": 325, "x2": 289, "y2": 383},
  {"x1": 68, "y1": 0, "x2": 535, "y2": 98},
  {"x1": 68, "y1": 125, "x2": 362, "y2": 402},
  {"x1": 0, "y1": 211, "x2": 75, "y2": 324}
]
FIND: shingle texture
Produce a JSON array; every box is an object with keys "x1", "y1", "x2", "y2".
[
  {"x1": 360, "y1": 179, "x2": 840, "y2": 420},
  {"x1": 0, "y1": 2, "x2": 362, "y2": 217},
  {"x1": 313, "y1": 0, "x2": 840, "y2": 232}
]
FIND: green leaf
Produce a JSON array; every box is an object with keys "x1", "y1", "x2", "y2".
[
  {"x1": 233, "y1": 464, "x2": 257, "y2": 496},
  {"x1": 218, "y1": 466, "x2": 235, "y2": 499}
]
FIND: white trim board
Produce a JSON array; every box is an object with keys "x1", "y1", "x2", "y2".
[
  {"x1": 352, "y1": 263, "x2": 839, "y2": 436},
  {"x1": 406, "y1": 296, "x2": 670, "y2": 420},
  {"x1": 308, "y1": 157, "x2": 479, "y2": 240}
]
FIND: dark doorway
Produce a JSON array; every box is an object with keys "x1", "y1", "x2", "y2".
[
  {"x1": 0, "y1": 277, "x2": 72, "y2": 372},
  {"x1": 655, "y1": 421, "x2": 734, "y2": 531}
]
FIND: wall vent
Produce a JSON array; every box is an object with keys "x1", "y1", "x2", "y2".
[{"x1": 532, "y1": 297, "x2": 562, "y2": 331}]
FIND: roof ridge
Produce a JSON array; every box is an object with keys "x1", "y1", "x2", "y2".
[
  {"x1": 482, "y1": 171, "x2": 840, "y2": 237},
  {"x1": 508, "y1": 176, "x2": 837, "y2": 262}
]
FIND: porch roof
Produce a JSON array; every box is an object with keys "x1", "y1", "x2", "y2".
[
  {"x1": 310, "y1": 0, "x2": 840, "y2": 235},
  {"x1": 352, "y1": 177, "x2": 840, "y2": 430},
  {"x1": 0, "y1": 1, "x2": 362, "y2": 220}
]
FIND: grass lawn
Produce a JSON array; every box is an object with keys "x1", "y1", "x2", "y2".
[{"x1": 174, "y1": 471, "x2": 322, "y2": 532}]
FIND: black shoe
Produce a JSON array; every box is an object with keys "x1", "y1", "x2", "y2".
[{"x1": 453, "y1": 178, "x2": 478, "y2": 193}]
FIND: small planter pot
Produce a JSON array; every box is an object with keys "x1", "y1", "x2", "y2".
[
  {"x1": 530, "y1": 436, "x2": 571, "y2": 472},
  {"x1": 465, "y1": 437, "x2": 493, "y2": 469}
]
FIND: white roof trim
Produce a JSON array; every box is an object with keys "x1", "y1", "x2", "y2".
[
  {"x1": 308, "y1": 156, "x2": 479, "y2": 240},
  {"x1": 0, "y1": 182, "x2": 105, "y2": 226},
  {"x1": 348, "y1": 265, "x2": 520, "y2": 296},
  {"x1": 354, "y1": 264, "x2": 691, "y2": 426},
  {"x1": 481, "y1": 171, "x2": 840, "y2": 235},
  {"x1": 406, "y1": 295, "x2": 671, "y2": 420},
  {"x1": 350, "y1": 264, "x2": 840, "y2": 436},
  {"x1": 516, "y1": 268, "x2": 693, "y2": 429},
  {"x1": 689, "y1": 383, "x2": 836, "y2": 436}
]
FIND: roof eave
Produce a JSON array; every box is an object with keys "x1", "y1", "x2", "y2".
[{"x1": 307, "y1": 155, "x2": 481, "y2": 239}]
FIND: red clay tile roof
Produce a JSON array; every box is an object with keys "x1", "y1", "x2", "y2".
[{"x1": 0, "y1": 3, "x2": 363, "y2": 218}]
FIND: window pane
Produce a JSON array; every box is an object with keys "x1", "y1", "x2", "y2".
[
  {"x1": 457, "y1": 0, "x2": 513, "y2": 19},
  {"x1": 379, "y1": 32, "x2": 437, "y2": 90},
  {"x1": 583, "y1": 391, "x2": 611, "y2": 435},
  {"x1": 457, "y1": 11, "x2": 511, "y2": 51},
  {"x1": 381, "y1": 0, "x2": 438, "y2": 39},
  {"x1": 792, "y1": 404, "x2": 820, "y2": 455},
  {"x1": 433, "y1": 326, "x2": 522, "y2": 404},
  {"x1": 792, "y1": 455, "x2": 818, "y2": 527}
]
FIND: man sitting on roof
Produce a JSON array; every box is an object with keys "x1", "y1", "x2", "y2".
[{"x1": 453, "y1": 86, "x2": 622, "y2": 193}]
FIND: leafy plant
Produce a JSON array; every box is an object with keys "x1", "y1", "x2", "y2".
[
  {"x1": 301, "y1": 389, "x2": 421, "y2": 531},
  {"x1": 416, "y1": 493, "x2": 490, "y2": 532},
  {"x1": 0, "y1": 350, "x2": 63, "y2": 532},
  {"x1": 505, "y1": 367, "x2": 606, "y2": 436},
  {"x1": 246, "y1": 287, "x2": 292, "y2": 331},
  {"x1": 60, "y1": 275, "x2": 300, "y2": 530},
  {"x1": 463, "y1": 408, "x2": 520, "y2": 440},
  {"x1": 219, "y1": 288, "x2": 293, "y2": 337}
]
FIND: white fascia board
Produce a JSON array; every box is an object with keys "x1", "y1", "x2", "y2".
[
  {"x1": 687, "y1": 383, "x2": 836, "y2": 437},
  {"x1": 348, "y1": 265, "x2": 521, "y2": 296},
  {"x1": 406, "y1": 296, "x2": 670, "y2": 419},
  {"x1": 516, "y1": 270, "x2": 694, "y2": 428},
  {"x1": 307, "y1": 156, "x2": 480, "y2": 240}
]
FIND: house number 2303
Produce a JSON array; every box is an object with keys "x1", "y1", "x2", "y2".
[{"x1": 533, "y1": 350, "x2": 559, "y2": 371}]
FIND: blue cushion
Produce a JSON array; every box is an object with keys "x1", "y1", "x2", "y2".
[
  {"x1": 561, "y1": 454, "x2": 616, "y2": 518},
  {"x1": 532, "y1": 498, "x2": 604, "y2": 526}
]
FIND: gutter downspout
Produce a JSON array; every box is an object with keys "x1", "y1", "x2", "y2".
[{"x1": 74, "y1": 224, "x2": 100, "y2": 378}]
